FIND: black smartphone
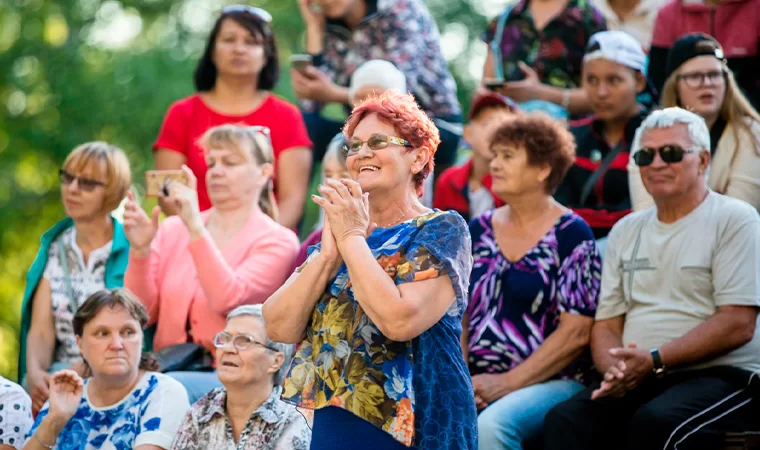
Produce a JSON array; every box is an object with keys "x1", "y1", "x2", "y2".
[{"x1": 484, "y1": 78, "x2": 505, "y2": 90}]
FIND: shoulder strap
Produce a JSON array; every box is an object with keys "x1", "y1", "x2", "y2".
[
  {"x1": 579, "y1": 141, "x2": 626, "y2": 206},
  {"x1": 490, "y1": 4, "x2": 515, "y2": 81},
  {"x1": 58, "y1": 239, "x2": 78, "y2": 313}
]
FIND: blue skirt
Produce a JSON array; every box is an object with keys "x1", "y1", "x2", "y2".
[{"x1": 310, "y1": 406, "x2": 411, "y2": 449}]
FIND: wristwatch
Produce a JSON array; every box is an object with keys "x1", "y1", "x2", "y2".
[{"x1": 650, "y1": 348, "x2": 666, "y2": 376}]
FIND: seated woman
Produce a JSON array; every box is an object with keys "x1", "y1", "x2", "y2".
[
  {"x1": 154, "y1": 6, "x2": 312, "y2": 229},
  {"x1": 19, "y1": 142, "x2": 131, "y2": 415},
  {"x1": 0, "y1": 377, "x2": 33, "y2": 450},
  {"x1": 629, "y1": 33, "x2": 760, "y2": 211},
  {"x1": 124, "y1": 124, "x2": 299, "y2": 403},
  {"x1": 555, "y1": 31, "x2": 650, "y2": 241},
  {"x1": 170, "y1": 305, "x2": 310, "y2": 449},
  {"x1": 466, "y1": 114, "x2": 602, "y2": 450},
  {"x1": 24, "y1": 289, "x2": 189, "y2": 450},
  {"x1": 264, "y1": 91, "x2": 477, "y2": 449}
]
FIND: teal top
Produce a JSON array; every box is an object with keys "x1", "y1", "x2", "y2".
[{"x1": 17, "y1": 217, "x2": 131, "y2": 382}]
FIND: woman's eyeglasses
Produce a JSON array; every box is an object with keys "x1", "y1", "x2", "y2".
[
  {"x1": 633, "y1": 145, "x2": 700, "y2": 167},
  {"x1": 676, "y1": 70, "x2": 725, "y2": 89},
  {"x1": 213, "y1": 331, "x2": 276, "y2": 351},
  {"x1": 59, "y1": 169, "x2": 105, "y2": 191},
  {"x1": 343, "y1": 134, "x2": 413, "y2": 157},
  {"x1": 221, "y1": 5, "x2": 273, "y2": 23}
]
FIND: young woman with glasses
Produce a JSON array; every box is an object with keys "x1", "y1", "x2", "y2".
[
  {"x1": 629, "y1": 33, "x2": 760, "y2": 211},
  {"x1": 153, "y1": 5, "x2": 312, "y2": 230},
  {"x1": 18, "y1": 142, "x2": 132, "y2": 417}
]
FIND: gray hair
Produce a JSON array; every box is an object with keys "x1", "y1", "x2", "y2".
[
  {"x1": 632, "y1": 107, "x2": 711, "y2": 158},
  {"x1": 227, "y1": 304, "x2": 294, "y2": 386}
]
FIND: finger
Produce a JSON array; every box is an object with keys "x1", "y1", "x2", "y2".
[
  {"x1": 150, "y1": 206, "x2": 161, "y2": 229},
  {"x1": 127, "y1": 190, "x2": 136, "y2": 202},
  {"x1": 181, "y1": 165, "x2": 197, "y2": 191},
  {"x1": 311, "y1": 194, "x2": 332, "y2": 210},
  {"x1": 362, "y1": 192, "x2": 370, "y2": 211},
  {"x1": 617, "y1": 360, "x2": 627, "y2": 373},
  {"x1": 518, "y1": 61, "x2": 536, "y2": 77},
  {"x1": 610, "y1": 348, "x2": 638, "y2": 359},
  {"x1": 341, "y1": 178, "x2": 363, "y2": 200},
  {"x1": 325, "y1": 178, "x2": 352, "y2": 199},
  {"x1": 317, "y1": 184, "x2": 342, "y2": 204},
  {"x1": 628, "y1": 342, "x2": 638, "y2": 348}
]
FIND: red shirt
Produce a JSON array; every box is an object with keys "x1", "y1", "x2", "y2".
[
  {"x1": 433, "y1": 159, "x2": 504, "y2": 221},
  {"x1": 154, "y1": 94, "x2": 312, "y2": 211}
]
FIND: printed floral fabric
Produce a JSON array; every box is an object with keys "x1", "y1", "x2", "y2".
[
  {"x1": 302, "y1": 0, "x2": 461, "y2": 119},
  {"x1": 483, "y1": 0, "x2": 606, "y2": 89},
  {"x1": 0, "y1": 377, "x2": 33, "y2": 450},
  {"x1": 27, "y1": 372, "x2": 189, "y2": 450},
  {"x1": 282, "y1": 211, "x2": 477, "y2": 449},
  {"x1": 170, "y1": 386, "x2": 310, "y2": 450},
  {"x1": 467, "y1": 210, "x2": 602, "y2": 381}
]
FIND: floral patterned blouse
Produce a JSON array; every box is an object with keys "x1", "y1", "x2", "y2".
[
  {"x1": 281, "y1": 211, "x2": 477, "y2": 449},
  {"x1": 483, "y1": 0, "x2": 606, "y2": 89},
  {"x1": 170, "y1": 386, "x2": 310, "y2": 450},
  {"x1": 467, "y1": 210, "x2": 602, "y2": 381},
  {"x1": 302, "y1": 0, "x2": 461, "y2": 119}
]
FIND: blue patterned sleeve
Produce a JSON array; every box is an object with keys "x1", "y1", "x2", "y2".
[
  {"x1": 395, "y1": 212, "x2": 473, "y2": 315},
  {"x1": 556, "y1": 221, "x2": 602, "y2": 317}
]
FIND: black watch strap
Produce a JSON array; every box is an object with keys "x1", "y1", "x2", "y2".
[{"x1": 650, "y1": 348, "x2": 666, "y2": 374}]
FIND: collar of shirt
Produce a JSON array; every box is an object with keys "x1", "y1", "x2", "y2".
[
  {"x1": 511, "y1": 0, "x2": 582, "y2": 21},
  {"x1": 197, "y1": 386, "x2": 286, "y2": 426}
]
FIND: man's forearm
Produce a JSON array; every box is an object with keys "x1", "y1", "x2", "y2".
[{"x1": 591, "y1": 325, "x2": 624, "y2": 375}]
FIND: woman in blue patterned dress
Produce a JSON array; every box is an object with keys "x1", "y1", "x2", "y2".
[
  {"x1": 464, "y1": 114, "x2": 602, "y2": 449},
  {"x1": 263, "y1": 90, "x2": 477, "y2": 450},
  {"x1": 24, "y1": 289, "x2": 189, "y2": 450}
]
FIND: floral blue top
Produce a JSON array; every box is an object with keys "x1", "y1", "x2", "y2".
[
  {"x1": 281, "y1": 211, "x2": 477, "y2": 449},
  {"x1": 27, "y1": 372, "x2": 190, "y2": 450},
  {"x1": 467, "y1": 210, "x2": 602, "y2": 381}
]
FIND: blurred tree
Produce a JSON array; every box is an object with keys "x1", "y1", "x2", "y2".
[{"x1": 0, "y1": 0, "x2": 497, "y2": 380}]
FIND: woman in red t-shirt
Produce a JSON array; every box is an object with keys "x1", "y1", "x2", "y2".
[{"x1": 154, "y1": 6, "x2": 312, "y2": 229}]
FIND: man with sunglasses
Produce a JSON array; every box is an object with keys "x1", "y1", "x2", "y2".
[{"x1": 544, "y1": 107, "x2": 760, "y2": 450}]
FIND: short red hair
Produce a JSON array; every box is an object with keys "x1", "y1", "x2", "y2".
[{"x1": 343, "y1": 90, "x2": 440, "y2": 189}]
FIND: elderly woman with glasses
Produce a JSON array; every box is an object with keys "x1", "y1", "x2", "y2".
[
  {"x1": 264, "y1": 90, "x2": 477, "y2": 450},
  {"x1": 153, "y1": 5, "x2": 312, "y2": 229},
  {"x1": 18, "y1": 142, "x2": 131, "y2": 416},
  {"x1": 124, "y1": 125, "x2": 299, "y2": 403},
  {"x1": 170, "y1": 305, "x2": 311, "y2": 450}
]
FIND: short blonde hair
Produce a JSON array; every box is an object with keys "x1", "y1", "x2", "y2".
[
  {"x1": 63, "y1": 141, "x2": 131, "y2": 212},
  {"x1": 197, "y1": 125, "x2": 278, "y2": 221}
]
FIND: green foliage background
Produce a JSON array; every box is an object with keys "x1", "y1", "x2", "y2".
[{"x1": 0, "y1": 0, "x2": 496, "y2": 380}]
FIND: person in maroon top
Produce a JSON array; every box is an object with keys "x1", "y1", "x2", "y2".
[
  {"x1": 433, "y1": 92, "x2": 516, "y2": 221},
  {"x1": 555, "y1": 31, "x2": 650, "y2": 240},
  {"x1": 153, "y1": 6, "x2": 312, "y2": 229}
]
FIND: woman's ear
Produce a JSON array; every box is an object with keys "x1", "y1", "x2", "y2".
[
  {"x1": 635, "y1": 72, "x2": 647, "y2": 94},
  {"x1": 411, "y1": 146, "x2": 431, "y2": 175},
  {"x1": 537, "y1": 163, "x2": 552, "y2": 184},
  {"x1": 260, "y1": 162, "x2": 274, "y2": 179},
  {"x1": 270, "y1": 351, "x2": 285, "y2": 374}
]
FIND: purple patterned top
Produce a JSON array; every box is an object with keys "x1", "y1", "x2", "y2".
[{"x1": 466, "y1": 209, "x2": 602, "y2": 381}]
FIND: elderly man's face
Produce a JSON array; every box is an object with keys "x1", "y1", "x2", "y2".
[{"x1": 638, "y1": 123, "x2": 708, "y2": 200}]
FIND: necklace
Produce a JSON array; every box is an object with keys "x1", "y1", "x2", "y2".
[{"x1": 376, "y1": 204, "x2": 422, "y2": 228}]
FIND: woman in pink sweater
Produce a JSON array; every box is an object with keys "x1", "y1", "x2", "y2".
[{"x1": 123, "y1": 124, "x2": 299, "y2": 402}]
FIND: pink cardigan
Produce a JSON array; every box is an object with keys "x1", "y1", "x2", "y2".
[{"x1": 125, "y1": 208, "x2": 299, "y2": 356}]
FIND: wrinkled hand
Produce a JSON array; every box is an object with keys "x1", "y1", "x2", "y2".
[
  {"x1": 29, "y1": 369, "x2": 51, "y2": 415},
  {"x1": 165, "y1": 165, "x2": 203, "y2": 236},
  {"x1": 123, "y1": 191, "x2": 160, "y2": 256},
  {"x1": 297, "y1": 0, "x2": 325, "y2": 30},
  {"x1": 319, "y1": 215, "x2": 344, "y2": 275},
  {"x1": 495, "y1": 62, "x2": 540, "y2": 103},
  {"x1": 312, "y1": 179, "x2": 375, "y2": 246},
  {"x1": 592, "y1": 343, "x2": 653, "y2": 400},
  {"x1": 47, "y1": 370, "x2": 84, "y2": 423},
  {"x1": 472, "y1": 373, "x2": 511, "y2": 408},
  {"x1": 292, "y1": 67, "x2": 339, "y2": 103}
]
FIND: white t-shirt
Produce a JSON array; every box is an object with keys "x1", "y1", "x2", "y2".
[
  {"x1": 468, "y1": 187, "x2": 495, "y2": 221},
  {"x1": 27, "y1": 372, "x2": 190, "y2": 450},
  {"x1": 0, "y1": 377, "x2": 33, "y2": 449},
  {"x1": 43, "y1": 227, "x2": 112, "y2": 364},
  {"x1": 597, "y1": 192, "x2": 760, "y2": 372}
]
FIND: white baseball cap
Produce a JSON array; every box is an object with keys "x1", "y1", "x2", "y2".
[
  {"x1": 349, "y1": 60, "x2": 407, "y2": 103},
  {"x1": 584, "y1": 31, "x2": 647, "y2": 73}
]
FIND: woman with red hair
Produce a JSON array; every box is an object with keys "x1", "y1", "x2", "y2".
[{"x1": 263, "y1": 91, "x2": 477, "y2": 449}]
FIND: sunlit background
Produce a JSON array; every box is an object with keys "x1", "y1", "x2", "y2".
[{"x1": 0, "y1": 0, "x2": 510, "y2": 380}]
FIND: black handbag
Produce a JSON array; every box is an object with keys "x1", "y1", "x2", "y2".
[{"x1": 155, "y1": 343, "x2": 214, "y2": 373}]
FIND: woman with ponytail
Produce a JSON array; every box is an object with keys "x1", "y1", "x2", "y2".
[{"x1": 123, "y1": 124, "x2": 299, "y2": 402}]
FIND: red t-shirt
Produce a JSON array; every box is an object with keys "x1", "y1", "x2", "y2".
[{"x1": 153, "y1": 93, "x2": 312, "y2": 211}]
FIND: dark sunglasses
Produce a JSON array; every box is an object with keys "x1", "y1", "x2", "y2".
[
  {"x1": 221, "y1": 5, "x2": 273, "y2": 23},
  {"x1": 632, "y1": 145, "x2": 700, "y2": 167},
  {"x1": 343, "y1": 134, "x2": 413, "y2": 157},
  {"x1": 213, "y1": 331, "x2": 277, "y2": 352},
  {"x1": 59, "y1": 169, "x2": 106, "y2": 191}
]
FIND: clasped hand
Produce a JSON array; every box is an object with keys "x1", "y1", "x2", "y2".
[
  {"x1": 312, "y1": 179, "x2": 375, "y2": 252},
  {"x1": 592, "y1": 343, "x2": 653, "y2": 400}
]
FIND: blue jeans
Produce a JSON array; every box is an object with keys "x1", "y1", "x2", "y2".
[
  {"x1": 478, "y1": 378, "x2": 584, "y2": 450},
  {"x1": 165, "y1": 371, "x2": 222, "y2": 404}
]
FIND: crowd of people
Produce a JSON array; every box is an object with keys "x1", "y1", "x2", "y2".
[{"x1": 3, "y1": 0, "x2": 760, "y2": 449}]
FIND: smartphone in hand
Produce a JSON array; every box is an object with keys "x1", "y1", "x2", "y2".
[
  {"x1": 291, "y1": 54, "x2": 314, "y2": 76},
  {"x1": 145, "y1": 170, "x2": 188, "y2": 197},
  {"x1": 484, "y1": 78, "x2": 505, "y2": 90}
]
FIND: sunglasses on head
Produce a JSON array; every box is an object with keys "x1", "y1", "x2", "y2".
[
  {"x1": 342, "y1": 134, "x2": 413, "y2": 157},
  {"x1": 632, "y1": 145, "x2": 700, "y2": 167},
  {"x1": 221, "y1": 5, "x2": 273, "y2": 22},
  {"x1": 59, "y1": 169, "x2": 105, "y2": 191}
]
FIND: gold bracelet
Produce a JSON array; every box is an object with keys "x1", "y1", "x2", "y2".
[{"x1": 34, "y1": 431, "x2": 55, "y2": 449}]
